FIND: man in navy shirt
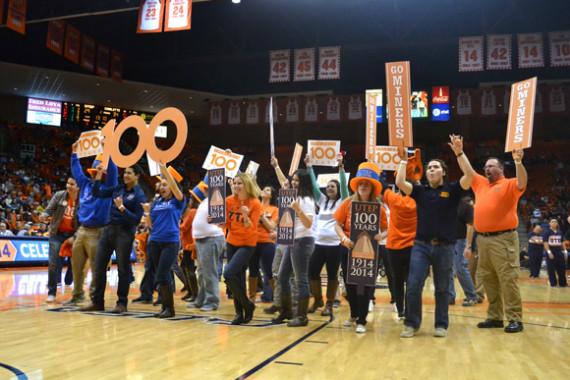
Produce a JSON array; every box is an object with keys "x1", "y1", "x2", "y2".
[
  {"x1": 542, "y1": 218, "x2": 567, "y2": 287},
  {"x1": 396, "y1": 135, "x2": 475, "y2": 338}
]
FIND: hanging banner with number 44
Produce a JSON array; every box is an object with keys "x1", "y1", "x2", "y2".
[
  {"x1": 318, "y1": 46, "x2": 341, "y2": 80},
  {"x1": 307, "y1": 140, "x2": 340, "y2": 167},
  {"x1": 202, "y1": 145, "x2": 244, "y2": 178},
  {"x1": 347, "y1": 201, "x2": 380, "y2": 287}
]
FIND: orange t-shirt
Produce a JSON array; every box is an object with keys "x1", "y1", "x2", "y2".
[
  {"x1": 226, "y1": 195, "x2": 262, "y2": 247},
  {"x1": 58, "y1": 197, "x2": 75, "y2": 234},
  {"x1": 180, "y1": 208, "x2": 196, "y2": 251},
  {"x1": 471, "y1": 173, "x2": 525, "y2": 233},
  {"x1": 383, "y1": 189, "x2": 417, "y2": 250},
  {"x1": 257, "y1": 204, "x2": 278, "y2": 244},
  {"x1": 333, "y1": 198, "x2": 387, "y2": 238}
]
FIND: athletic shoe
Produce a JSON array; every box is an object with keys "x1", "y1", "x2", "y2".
[
  {"x1": 400, "y1": 325, "x2": 416, "y2": 338},
  {"x1": 355, "y1": 324, "x2": 367, "y2": 334},
  {"x1": 433, "y1": 327, "x2": 448, "y2": 337},
  {"x1": 63, "y1": 296, "x2": 84, "y2": 306},
  {"x1": 111, "y1": 304, "x2": 127, "y2": 314},
  {"x1": 200, "y1": 304, "x2": 218, "y2": 312},
  {"x1": 343, "y1": 317, "x2": 357, "y2": 327},
  {"x1": 462, "y1": 299, "x2": 477, "y2": 307},
  {"x1": 477, "y1": 319, "x2": 504, "y2": 328},
  {"x1": 368, "y1": 300, "x2": 374, "y2": 312},
  {"x1": 187, "y1": 301, "x2": 202, "y2": 309},
  {"x1": 46, "y1": 295, "x2": 56, "y2": 303}
]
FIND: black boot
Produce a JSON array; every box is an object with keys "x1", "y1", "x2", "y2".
[
  {"x1": 288, "y1": 297, "x2": 309, "y2": 327},
  {"x1": 321, "y1": 280, "x2": 338, "y2": 318},
  {"x1": 231, "y1": 298, "x2": 245, "y2": 325},
  {"x1": 307, "y1": 280, "x2": 324, "y2": 313},
  {"x1": 272, "y1": 293, "x2": 293, "y2": 324},
  {"x1": 187, "y1": 270, "x2": 198, "y2": 302},
  {"x1": 243, "y1": 300, "x2": 256, "y2": 324},
  {"x1": 156, "y1": 284, "x2": 175, "y2": 318}
]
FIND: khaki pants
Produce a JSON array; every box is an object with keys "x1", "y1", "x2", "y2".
[
  {"x1": 71, "y1": 226, "x2": 101, "y2": 299},
  {"x1": 467, "y1": 253, "x2": 485, "y2": 300},
  {"x1": 477, "y1": 231, "x2": 522, "y2": 322}
]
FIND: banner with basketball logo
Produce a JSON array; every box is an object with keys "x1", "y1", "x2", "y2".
[
  {"x1": 458, "y1": 36, "x2": 484, "y2": 72},
  {"x1": 347, "y1": 201, "x2": 380, "y2": 287},
  {"x1": 294, "y1": 48, "x2": 315, "y2": 82},
  {"x1": 486, "y1": 34, "x2": 512, "y2": 70},
  {"x1": 517, "y1": 33, "x2": 544, "y2": 68},
  {"x1": 228, "y1": 102, "x2": 241, "y2": 125},
  {"x1": 326, "y1": 97, "x2": 341, "y2": 121},
  {"x1": 286, "y1": 98, "x2": 299, "y2": 123},
  {"x1": 46, "y1": 20, "x2": 65, "y2": 55},
  {"x1": 385, "y1": 61, "x2": 413, "y2": 147},
  {"x1": 246, "y1": 102, "x2": 259, "y2": 125},
  {"x1": 318, "y1": 46, "x2": 341, "y2": 80},
  {"x1": 304, "y1": 98, "x2": 318, "y2": 122},
  {"x1": 549, "y1": 86, "x2": 566, "y2": 113},
  {"x1": 348, "y1": 96, "x2": 363, "y2": 120},
  {"x1": 110, "y1": 50, "x2": 123, "y2": 81},
  {"x1": 80, "y1": 35, "x2": 96, "y2": 72},
  {"x1": 269, "y1": 50, "x2": 291, "y2": 83},
  {"x1": 207, "y1": 168, "x2": 226, "y2": 224},
  {"x1": 164, "y1": 0, "x2": 192, "y2": 32},
  {"x1": 505, "y1": 77, "x2": 537, "y2": 152},
  {"x1": 209, "y1": 103, "x2": 222, "y2": 126},
  {"x1": 6, "y1": 0, "x2": 26, "y2": 35},
  {"x1": 307, "y1": 140, "x2": 340, "y2": 167},
  {"x1": 481, "y1": 89, "x2": 497, "y2": 116},
  {"x1": 137, "y1": 0, "x2": 165, "y2": 33},
  {"x1": 64, "y1": 25, "x2": 81, "y2": 64},
  {"x1": 456, "y1": 90, "x2": 472, "y2": 115},
  {"x1": 549, "y1": 31, "x2": 570, "y2": 67}
]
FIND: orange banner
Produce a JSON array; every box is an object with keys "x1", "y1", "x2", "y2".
[
  {"x1": 505, "y1": 77, "x2": 537, "y2": 152},
  {"x1": 110, "y1": 50, "x2": 123, "y2": 81},
  {"x1": 385, "y1": 61, "x2": 413, "y2": 148},
  {"x1": 137, "y1": 0, "x2": 165, "y2": 34},
  {"x1": 64, "y1": 24, "x2": 81, "y2": 64},
  {"x1": 96, "y1": 45, "x2": 110, "y2": 77},
  {"x1": 80, "y1": 35, "x2": 96, "y2": 72},
  {"x1": 6, "y1": 0, "x2": 26, "y2": 35},
  {"x1": 164, "y1": 0, "x2": 191, "y2": 32},
  {"x1": 365, "y1": 90, "x2": 379, "y2": 160},
  {"x1": 46, "y1": 20, "x2": 65, "y2": 55}
]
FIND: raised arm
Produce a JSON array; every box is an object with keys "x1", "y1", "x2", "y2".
[
  {"x1": 512, "y1": 149, "x2": 527, "y2": 190},
  {"x1": 70, "y1": 142, "x2": 88, "y2": 188},
  {"x1": 271, "y1": 156, "x2": 289, "y2": 189},
  {"x1": 395, "y1": 145, "x2": 413, "y2": 195},
  {"x1": 448, "y1": 134, "x2": 476, "y2": 190},
  {"x1": 160, "y1": 164, "x2": 183, "y2": 201},
  {"x1": 305, "y1": 154, "x2": 324, "y2": 201},
  {"x1": 338, "y1": 154, "x2": 349, "y2": 199}
]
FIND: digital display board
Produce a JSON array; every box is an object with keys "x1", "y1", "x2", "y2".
[
  {"x1": 61, "y1": 102, "x2": 154, "y2": 129},
  {"x1": 410, "y1": 91, "x2": 429, "y2": 118},
  {"x1": 26, "y1": 98, "x2": 62, "y2": 126}
]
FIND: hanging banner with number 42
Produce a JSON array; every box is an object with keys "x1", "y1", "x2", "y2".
[
  {"x1": 202, "y1": 145, "x2": 244, "y2": 178},
  {"x1": 307, "y1": 140, "x2": 340, "y2": 167},
  {"x1": 347, "y1": 201, "x2": 380, "y2": 287},
  {"x1": 269, "y1": 50, "x2": 291, "y2": 83}
]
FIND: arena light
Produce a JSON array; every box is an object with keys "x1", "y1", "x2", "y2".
[{"x1": 232, "y1": 0, "x2": 241, "y2": 3}]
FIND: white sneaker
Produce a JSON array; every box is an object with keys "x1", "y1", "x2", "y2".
[
  {"x1": 368, "y1": 300, "x2": 374, "y2": 312},
  {"x1": 355, "y1": 324, "x2": 367, "y2": 333},
  {"x1": 400, "y1": 325, "x2": 416, "y2": 338},
  {"x1": 343, "y1": 317, "x2": 356, "y2": 327},
  {"x1": 393, "y1": 303, "x2": 398, "y2": 313},
  {"x1": 433, "y1": 327, "x2": 448, "y2": 338},
  {"x1": 46, "y1": 295, "x2": 56, "y2": 303}
]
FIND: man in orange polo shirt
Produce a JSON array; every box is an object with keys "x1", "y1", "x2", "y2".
[{"x1": 470, "y1": 149, "x2": 527, "y2": 333}]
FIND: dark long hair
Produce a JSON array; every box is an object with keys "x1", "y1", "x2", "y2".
[
  {"x1": 324, "y1": 179, "x2": 340, "y2": 210},
  {"x1": 293, "y1": 169, "x2": 314, "y2": 200}
]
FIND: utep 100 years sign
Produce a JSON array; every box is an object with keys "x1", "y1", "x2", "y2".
[
  {"x1": 277, "y1": 189, "x2": 297, "y2": 245},
  {"x1": 347, "y1": 201, "x2": 380, "y2": 287},
  {"x1": 208, "y1": 168, "x2": 226, "y2": 224}
]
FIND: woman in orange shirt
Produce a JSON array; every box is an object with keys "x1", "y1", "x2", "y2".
[
  {"x1": 223, "y1": 173, "x2": 262, "y2": 325},
  {"x1": 180, "y1": 196, "x2": 200, "y2": 302}
]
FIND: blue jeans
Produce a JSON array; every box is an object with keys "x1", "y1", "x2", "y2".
[
  {"x1": 47, "y1": 233, "x2": 72, "y2": 296},
  {"x1": 195, "y1": 236, "x2": 224, "y2": 307},
  {"x1": 278, "y1": 237, "x2": 315, "y2": 298},
  {"x1": 449, "y1": 239, "x2": 477, "y2": 301},
  {"x1": 148, "y1": 241, "x2": 179, "y2": 292},
  {"x1": 405, "y1": 241, "x2": 454, "y2": 330}
]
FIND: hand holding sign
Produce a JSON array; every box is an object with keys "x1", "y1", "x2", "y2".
[{"x1": 512, "y1": 148, "x2": 524, "y2": 163}]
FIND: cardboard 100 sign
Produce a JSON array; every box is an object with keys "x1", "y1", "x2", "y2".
[{"x1": 347, "y1": 201, "x2": 380, "y2": 287}]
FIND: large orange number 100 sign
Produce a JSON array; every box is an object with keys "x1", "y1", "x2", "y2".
[{"x1": 100, "y1": 107, "x2": 188, "y2": 168}]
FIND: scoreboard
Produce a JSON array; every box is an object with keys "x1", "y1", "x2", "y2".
[{"x1": 61, "y1": 102, "x2": 154, "y2": 129}]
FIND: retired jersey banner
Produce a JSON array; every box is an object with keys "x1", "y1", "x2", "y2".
[
  {"x1": 549, "y1": 86, "x2": 566, "y2": 113},
  {"x1": 348, "y1": 96, "x2": 363, "y2": 120},
  {"x1": 549, "y1": 31, "x2": 570, "y2": 67},
  {"x1": 110, "y1": 50, "x2": 123, "y2": 81},
  {"x1": 285, "y1": 98, "x2": 299, "y2": 123},
  {"x1": 64, "y1": 24, "x2": 81, "y2": 64},
  {"x1": 80, "y1": 35, "x2": 96, "y2": 72},
  {"x1": 164, "y1": 0, "x2": 192, "y2": 32},
  {"x1": 6, "y1": 0, "x2": 26, "y2": 35},
  {"x1": 505, "y1": 77, "x2": 537, "y2": 152},
  {"x1": 277, "y1": 189, "x2": 297, "y2": 245},
  {"x1": 458, "y1": 36, "x2": 484, "y2": 72},
  {"x1": 269, "y1": 50, "x2": 291, "y2": 83},
  {"x1": 307, "y1": 140, "x2": 340, "y2": 167},
  {"x1": 246, "y1": 102, "x2": 259, "y2": 125},
  {"x1": 137, "y1": 0, "x2": 165, "y2": 33},
  {"x1": 207, "y1": 168, "x2": 226, "y2": 224},
  {"x1": 209, "y1": 103, "x2": 222, "y2": 126},
  {"x1": 202, "y1": 146, "x2": 244, "y2": 178},
  {"x1": 456, "y1": 90, "x2": 472, "y2": 115},
  {"x1": 373, "y1": 146, "x2": 402, "y2": 171},
  {"x1": 76, "y1": 131, "x2": 104, "y2": 158},
  {"x1": 228, "y1": 102, "x2": 241, "y2": 125},
  {"x1": 481, "y1": 89, "x2": 497, "y2": 116},
  {"x1": 347, "y1": 201, "x2": 380, "y2": 287},
  {"x1": 365, "y1": 89, "x2": 381, "y2": 160},
  {"x1": 326, "y1": 97, "x2": 341, "y2": 121},
  {"x1": 288, "y1": 143, "x2": 303, "y2": 177},
  {"x1": 96, "y1": 45, "x2": 110, "y2": 77},
  {"x1": 318, "y1": 46, "x2": 341, "y2": 80},
  {"x1": 304, "y1": 98, "x2": 318, "y2": 122},
  {"x1": 486, "y1": 34, "x2": 512, "y2": 70},
  {"x1": 294, "y1": 48, "x2": 315, "y2": 82},
  {"x1": 385, "y1": 61, "x2": 413, "y2": 147},
  {"x1": 517, "y1": 33, "x2": 544, "y2": 68},
  {"x1": 46, "y1": 20, "x2": 65, "y2": 55}
]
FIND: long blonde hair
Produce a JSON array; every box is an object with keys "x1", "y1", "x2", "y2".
[{"x1": 235, "y1": 173, "x2": 261, "y2": 199}]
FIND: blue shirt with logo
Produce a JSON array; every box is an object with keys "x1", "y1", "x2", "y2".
[
  {"x1": 543, "y1": 228, "x2": 563, "y2": 254},
  {"x1": 93, "y1": 182, "x2": 147, "y2": 232},
  {"x1": 149, "y1": 196, "x2": 187, "y2": 243}
]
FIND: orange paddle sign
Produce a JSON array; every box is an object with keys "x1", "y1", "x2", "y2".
[
  {"x1": 385, "y1": 61, "x2": 413, "y2": 148},
  {"x1": 99, "y1": 107, "x2": 188, "y2": 168},
  {"x1": 505, "y1": 77, "x2": 537, "y2": 152}
]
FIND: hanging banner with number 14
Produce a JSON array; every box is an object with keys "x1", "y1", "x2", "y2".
[{"x1": 347, "y1": 201, "x2": 380, "y2": 287}]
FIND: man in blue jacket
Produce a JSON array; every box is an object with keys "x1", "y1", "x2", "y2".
[{"x1": 65, "y1": 147, "x2": 118, "y2": 305}]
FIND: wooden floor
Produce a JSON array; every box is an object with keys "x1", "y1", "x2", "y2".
[{"x1": 0, "y1": 265, "x2": 569, "y2": 380}]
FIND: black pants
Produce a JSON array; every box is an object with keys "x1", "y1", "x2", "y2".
[
  {"x1": 528, "y1": 247, "x2": 543, "y2": 277},
  {"x1": 546, "y1": 251, "x2": 568, "y2": 287},
  {"x1": 308, "y1": 244, "x2": 342, "y2": 281},
  {"x1": 224, "y1": 244, "x2": 255, "y2": 313},
  {"x1": 386, "y1": 247, "x2": 412, "y2": 315},
  {"x1": 340, "y1": 246, "x2": 375, "y2": 325},
  {"x1": 92, "y1": 224, "x2": 135, "y2": 306},
  {"x1": 378, "y1": 245, "x2": 394, "y2": 302}
]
